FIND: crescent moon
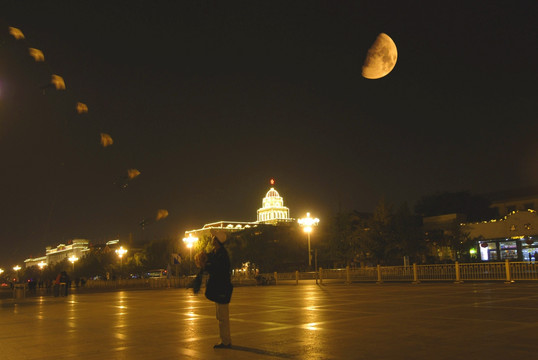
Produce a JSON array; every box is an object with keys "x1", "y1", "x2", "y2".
[{"x1": 362, "y1": 33, "x2": 398, "y2": 79}]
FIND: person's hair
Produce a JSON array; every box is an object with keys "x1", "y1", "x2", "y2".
[{"x1": 213, "y1": 236, "x2": 223, "y2": 246}]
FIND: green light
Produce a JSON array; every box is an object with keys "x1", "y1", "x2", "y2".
[{"x1": 469, "y1": 248, "x2": 477, "y2": 254}]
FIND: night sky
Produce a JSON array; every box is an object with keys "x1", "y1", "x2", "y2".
[{"x1": 0, "y1": 1, "x2": 536, "y2": 266}]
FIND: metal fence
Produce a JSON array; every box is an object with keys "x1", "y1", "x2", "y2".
[
  {"x1": 416, "y1": 264, "x2": 456, "y2": 281},
  {"x1": 511, "y1": 262, "x2": 538, "y2": 281},
  {"x1": 6, "y1": 261, "x2": 538, "y2": 300},
  {"x1": 62, "y1": 260, "x2": 538, "y2": 293},
  {"x1": 84, "y1": 277, "x2": 190, "y2": 290},
  {"x1": 260, "y1": 260, "x2": 538, "y2": 285}
]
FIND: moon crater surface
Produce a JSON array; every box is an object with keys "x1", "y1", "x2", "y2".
[{"x1": 362, "y1": 33, "x2": 398, "y2": 79}]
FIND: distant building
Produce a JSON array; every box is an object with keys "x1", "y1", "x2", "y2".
[
  {"x1": 24, "y1": 239, "x2": 91, "y2": 268},
  {"x1": 185, "y1": 180, "x2": 294, "y2": 239},
  {"x1": 462, "y1": 210, "x2": 538, "y2": 262},
  {"x1": 421, "y1": 186, "x2": 538, "y2": 262},
  {"x1": 257, "y1": 187, "x2": 292, "y2": 224}
]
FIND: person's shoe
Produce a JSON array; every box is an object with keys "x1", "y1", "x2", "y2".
[{"x1": 213, "y1": 343, "x2": 232, "y2": 349}]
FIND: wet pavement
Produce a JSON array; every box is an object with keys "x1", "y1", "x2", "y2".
[{"x1": 2, "y1": 282, "x2": 538, "y2": 359}]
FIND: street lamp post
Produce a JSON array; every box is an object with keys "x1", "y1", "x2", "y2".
[
  {"x1": 37, "y1": 262, "x2": 47, "y2": 292},
  {"x1": 115, "y1": 246, "x2": 128, "y2": 279},
  {"x1": 183, "y1": 234, "x2": 198, "y2": 275},
  {"x1": 13, "y1": 265, "x2": 21, "y2": 283},
  {"x1": 298, "y1": 212, "x2": 320, "y2": 269},
  {"x1": 115, "y1": 246, "x2": 128, "y2": 266},
  {"x1": 68, "y1": 255, "x2": 79, "y2": 273}
]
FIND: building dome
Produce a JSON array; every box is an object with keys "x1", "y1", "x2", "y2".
[
  {"x1": 266, "y1": 188, "x2": 280, "y2": 198},
  {"x1": 257, "y1": 187, "x2": 291, "y2": 224}
]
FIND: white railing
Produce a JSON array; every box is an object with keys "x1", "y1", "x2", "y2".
[
  {"x1": 77, "y1": 260, "x2": 538, "y2": 291},
  {"x1": 510, "y1": 262, "x2": 538, "y2": 281},
  {"x1": 85, "y1": 277, "x2": 189, "y2": 289},
  {"x1": 379, "y1": 266, "x2": 414, "y2": 282},
  {"x1": 416, "y1": 264, "x2": 456, "y2": 281},
  {"x1": 459, "y1": 262, "x2": 506, "y2": 281},
  {"x1": 294, "y1": 261, "x2": 538, "y2": 284}
]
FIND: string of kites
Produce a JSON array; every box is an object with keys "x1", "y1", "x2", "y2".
[{"x1": 7, "y1": 26, "x2": 169, "y2": 227}]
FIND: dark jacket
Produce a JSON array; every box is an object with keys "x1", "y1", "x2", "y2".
[{"x1": 204, "y1": 246, "x2": 233, "y2": 304}]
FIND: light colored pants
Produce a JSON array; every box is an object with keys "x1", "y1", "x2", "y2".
[{"x1": 215, "y1": 302, "x2": 231, "y2": 345}]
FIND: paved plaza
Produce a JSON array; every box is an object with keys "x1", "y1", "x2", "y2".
[{"x1": 1, "y1": 282, "x2": 538, "y2": 359}]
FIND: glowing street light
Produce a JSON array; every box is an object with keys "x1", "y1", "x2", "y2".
[
  {"x1": 183, "y1": 234, "x2": 198, "y2": 275},
  {"x1": 0, "y1": 268, "x2": 4, "y2": 275},
  {"x1": 114, "y1": 246, "x2": 127, "y2": 279},
  {"x1": 13, "y1": 265, "x2": 21, "y2": 283},
  {"x1": 68, "y1": 255, "x2": 79, "y2": 273},
  {"x1": 115, "y1": 246, "x2": 128, "y2": 265},
  {"x1": 37, "y1": 261, "x2": 47, "y2": 270},
  {"x1": 298, "y1": 212, "x2": 320, "y2": 268}
]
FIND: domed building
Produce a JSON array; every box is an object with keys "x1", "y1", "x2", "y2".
[
  {"x1": 185, "y1": 180, "x2": 293, "y2": 237},
  {"x1": 257, "y1": 187, "x2": 291, "y2": 224}
]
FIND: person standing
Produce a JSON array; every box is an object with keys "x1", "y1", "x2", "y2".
[
  {"x1": 59, "y1": 271, "x2": 70, "y2": 296},
  {"x1": 194, "y1": 230, "x2": 233, "y2": 349}
]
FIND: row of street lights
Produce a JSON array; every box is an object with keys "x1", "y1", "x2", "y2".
[
  {"x1": 0, "y1": 265, "x2": 22, "y2": 282},
  {"x1": 0, "y1": 247, "x2": 129, "y2": 281},
  {"x1": 2, "y1": 213, "x2": 320, "y2": 281}
]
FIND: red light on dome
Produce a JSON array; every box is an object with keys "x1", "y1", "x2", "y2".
[{"x1": 270, "y1": 178, "x2": 275, "y2": 185}]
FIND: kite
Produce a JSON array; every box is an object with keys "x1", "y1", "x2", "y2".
[
  {"x1": 156, "y1": 209, "x2": 169, "y2": 221},
  {"x1": 7, "y1": 24, "x2": 152, "y2": 235},
  {"x1": 100, "y1": 133, "x2": 113, "y2": 147},
  {"x1": 8, "y1": 27, "x2": 24, "y2": 40},
  {"x1": 51, "y1": 74, "x2": 66, "y2": 90},
  {"x1": 76, "y1": 102, "x2": 88, "y2": 114},
  {"x1": 127, "y1": 169, "x2": 141, "y2": 180},
  {"x1": 28, "y1": 48, "x2": 44, "y2": 62}
]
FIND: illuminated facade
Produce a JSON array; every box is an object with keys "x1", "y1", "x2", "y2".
[
  {"x1": 461, "y1": 210, "x2": 538, "y2": 261},
  {"x1": 185, "y1": 182, "x2": 293, "y2": 238},
  {"x1": 257, "y1": 187, "x2": 291, "y2": 224},
  {"x1": 24, "y1": 239, "x2": 91, "y2": 268}
]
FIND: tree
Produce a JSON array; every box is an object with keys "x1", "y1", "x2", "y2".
[
  {"x1": 441, "y1": 221, "x2": 472, "y2": 261},
  {"x1": 325, "y1": 211, "x2": 369, "y2": 267},
  {"x1": 392, "y1": 202, "x2": 427, "y2": 264},
  {"x1": 76, "y1": 248, "x2": 115, "y2": 279},
  {"x1": 227, "y1": 224, "x2": 305, "y2": 272},
  {"x1": 353, "y1": 200, "x2": 428, "y2": 266},
  {"x1": 358, "y1": 199, "x2": 397, "y2": 265},
  {"x1": 139, "y1": 238, "x2": 175, "y2": 270}
]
